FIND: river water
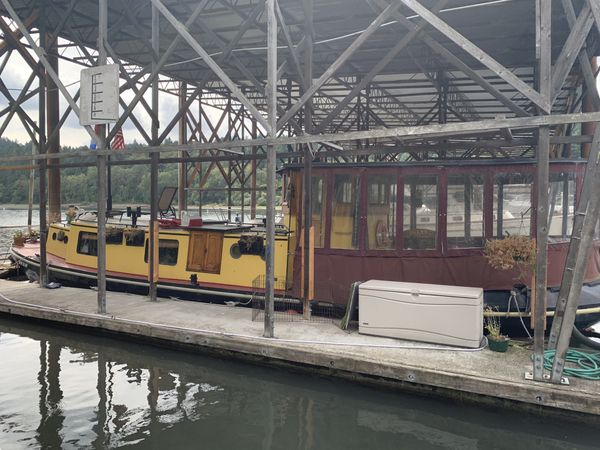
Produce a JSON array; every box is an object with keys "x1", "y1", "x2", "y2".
[
  {"x1": 1, "y1": 317, "x2": 600, "y2": 450},
  {"x1": 1, "y1": 210, "x2": 600, "y2": 449}
]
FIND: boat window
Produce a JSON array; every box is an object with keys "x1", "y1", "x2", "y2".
[
  {"x1": 331, "y1": 174, "x2": 360, "y2": 249},
  {"x1": 403, "y1": 175, "x2": 437, "y2": 250},
  {"x1": 106, "y1": 228, "x2": 123, "y2": 245},
  {"x1": 125, "y1": 229, "x2": 145, "y2": 247},
  {"x1": 548, "y1": 172, "x2": 576, "y2": 241},
  {"x1": 77, "y1": 232, "x2": 98, "y2": 256},
  {"x1": 144, "y1": 239, "x2": 179, "y2": 266},
  {"x1": 447, "y1": 174, "x2": 484, "y2": 248},
  {"x1": 311, "y1": 176, "x2": 326, "y2": 248},
  {"x1": 367, "y1": 175, "x2": 396, "y2": 250},
  {"x1": 493, "y1": 173, "x2": 533, "y2": 238}
]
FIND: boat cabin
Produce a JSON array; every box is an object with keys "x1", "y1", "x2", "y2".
[{"x1": 283, "y1": 159, "x2": 600, "y2": 305}]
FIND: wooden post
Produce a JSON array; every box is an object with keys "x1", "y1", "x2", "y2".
[
  {"x1": 148, "y1": 1, "x2": 159, "y2": 302},
  {"x1": 251, "y1": 119, "x2": 257, "y2": 219},
  {"x1": 178, "y1": 81, "x2": 187, "y2": 217},
  {"x1": 532, "y1": 0, "x2": 551, "y2": 381},
  {"x1": 96, "y1": 0, "x2": 108, "y2": 313},
  {"x1": 46, "y1": 32, "x2": 60, "y2": 224},
  {"x1": 263, "y1": 0, "x2": 277, "y2": 338},
  {"x1": 37, "y1": 4, "x2": 48, "y2": 288},
  {"x1": 27, "y1": 141, "x2": 36, "y2": 230},
  {"x1": 303, "y1": 0, "x2": 314, "y2": 318}
]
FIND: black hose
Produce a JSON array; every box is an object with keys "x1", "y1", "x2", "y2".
[{"x1": 572, "y1": 325, "x2": 600, "y2": 350}]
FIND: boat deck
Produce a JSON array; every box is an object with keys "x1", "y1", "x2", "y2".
[{"x1": 0, "y1": 279, "x2": 599, "y2": 419}]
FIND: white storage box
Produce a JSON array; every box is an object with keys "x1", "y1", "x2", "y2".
[{"x1": 359, "y1": 280, "x2": 483, "y2": 348}]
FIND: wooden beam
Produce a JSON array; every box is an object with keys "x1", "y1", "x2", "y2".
[
  {"x1": 550, "y1": 4, "x2": 594, "y2": 106},
  {"x1": 150, "y1": 0, "x2": 269, "y2": 130},
  {"x1": 276, "y1": 3, "x2": 398, "y2": 130},
  {"x1": 399, "y1": 0, "x2": 551, "y2": 112},
  {"x1": 369, "y1": 0, "x2": 530, "y2": 117}
]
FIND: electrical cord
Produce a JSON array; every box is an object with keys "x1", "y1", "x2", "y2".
[{"x1": 506, "y1": 290, "x2": 533, "y2": 340}]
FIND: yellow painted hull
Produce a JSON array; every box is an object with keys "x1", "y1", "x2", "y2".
[{"x1": 46, "y1": 221, "x2": 290, "y2": 294}]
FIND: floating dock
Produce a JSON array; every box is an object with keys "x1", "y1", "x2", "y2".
[{"x1": 0, "y1": 279, "x2": 598, "y2": 419}]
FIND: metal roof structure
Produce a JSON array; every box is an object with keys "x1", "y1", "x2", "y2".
[{"x1": 1, "y1": 0, "x2": 597, "y2": 154}]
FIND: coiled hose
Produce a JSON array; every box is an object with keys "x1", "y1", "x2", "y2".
[{"x1": 542, "y1": 349, "x2": 600, "y2": 380}]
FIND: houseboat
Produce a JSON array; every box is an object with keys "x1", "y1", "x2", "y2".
[{"x1": 9, "y1": 159, "x2": 600, "y2": 335}]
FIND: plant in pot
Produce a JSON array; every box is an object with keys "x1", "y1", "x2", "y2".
[
  {"x1": 26, "y1": 229, "x2": 40, "y2": 243},
  {"x1": 484, "y1": 234, "x2": 537, "y2": 330},
  {"x1": 12, "y1": 230, "x2": 25, "y2": 247},
  {"x1": 484, "y1": 306, "x2": 510, "y2": 352}
]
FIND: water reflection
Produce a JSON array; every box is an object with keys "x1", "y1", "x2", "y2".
[{"x1": 1, "y1": 316, "x2": 599, "y2": 450}]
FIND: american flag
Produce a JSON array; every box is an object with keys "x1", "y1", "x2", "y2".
[{"x1": 111, "y1": 127, "x2": 125, "y2": 150}]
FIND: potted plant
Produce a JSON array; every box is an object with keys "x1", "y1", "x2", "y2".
[
  {"x1": 484, "y1": 306, "x2": 510, "y2": 352},
  {"x1": 12, "y1": 230, "x2": 25, "y2": 247},
  {"x1": 26, "y1": 229, "x2": 39, "y2": 243},
  {"x1": 484, "y1": 234, "x2": 539, "y2": 326}
]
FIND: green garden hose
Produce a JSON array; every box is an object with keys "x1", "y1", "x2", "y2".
[{"x1": 542, "y1": 349, "x2": 600, "y2": 380}]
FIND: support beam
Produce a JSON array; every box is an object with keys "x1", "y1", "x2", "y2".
[
  {"x1": 277, "y1": 3, "x2": 398, "y2": 130},
  {"x1": 549, "y1": 127, "x2": 600, "y2": 383},
  {"x1": 148, "y1": 2, "x2": 160, "y2": 303},
  {"x1": 399, "y1": 0, "x2": 551, "y2": 112},
  {"x1": 178, "y1": 81, "x2": 188, "y2": 216},
  {"x1": 369, "y1": 0, "x2": 530, "y2": 117},
  {"x1": 46, "y1": 32, "x2": 61, "y2": 224},
  {"x1": 550, "y1": 4, "x2": 594, "y2": 106},
  {"x1": 533, "y1": 0, "x2": 551, "y2": 382},
  {"x1": 303, "y1": 0, "x2": 314, "y2": 318},
  {"x1": 150, "y1": 0, "x2": 269, "y2": 131},
  {"x1": 264, "y1": 0, "x2": 277, "y2": 338},
  {"x1": 316, "y1": 0, "x2": 447, "y2": 133},
  {"x1": 2, "y1": 112, "x2": 600, "y2": 166},
  {"x1": 107, "y1": 0, "x2": 209, "y2": 144},
  {"x1": 96, "y1": 0, "x2": 108, "y2": 314},
  {"x1": 37, "y1": 4, "x2": 47, "y2": 289}
]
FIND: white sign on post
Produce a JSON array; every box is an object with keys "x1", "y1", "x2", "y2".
[{"x1": 79, "y1": 64, "x2": 119, "y2": 126}]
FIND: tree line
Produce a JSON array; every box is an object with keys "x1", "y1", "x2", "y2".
[{"x1": 0, "y1": 137, "x2": 271, "y2": 208}]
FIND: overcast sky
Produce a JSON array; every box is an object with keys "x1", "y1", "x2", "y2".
[{"x1": 0, "y1": 38, "x2": 227, "y2": 147}]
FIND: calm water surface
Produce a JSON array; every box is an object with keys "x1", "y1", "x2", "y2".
[
  {"x1": 2, "y1": 210, "x2": 600, "y2": 449},
  {"x1": 1, "y1": 317, "x2": 599, "y2": 450}
]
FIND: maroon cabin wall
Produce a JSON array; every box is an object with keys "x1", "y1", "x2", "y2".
[
  {"x1": 288, "y1": 162, "x2": 599, "y2": 305},
  {"x1": 311, "y1": 243, "x2": 600, "y2": 306}
]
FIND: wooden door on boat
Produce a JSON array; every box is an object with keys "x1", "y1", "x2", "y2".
[{"x1": 187, "y1": 231, "x2": 223, "y2": 274}]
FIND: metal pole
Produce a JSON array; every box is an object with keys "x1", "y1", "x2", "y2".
[
  {"x1": 46, "y1": 32, "x2": 61, "y2": 224},
  {"x1": 303, "y1": 0, "x2": 314, "y2": 318},
  {"x1": 178, "y1": 81, "x2": 187, "y2": 217},
  {"x1": 27, "y1": 141, "x2": 36, "y2": 230},
  {"x1": 149, "y1": 2, "x2": 160, "y2": 302},
  {"x1": 38, "y1": 4, "x2": 47, "y2": 288},
  {"x1": 251, "y1": 119, "x2": 257, "y2": 220},
  {"x1": 96, "y1": 0, "x2": 108, "y2": 314},
  {"x1": 264, "y1": 0, "x2": 277, "y2": 338},
  {"x1": 532, "y1": 0, "x2": 551, "y2": 381}
]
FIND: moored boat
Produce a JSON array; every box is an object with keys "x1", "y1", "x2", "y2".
[{"x1": 9, "y1": 158, "x2": 600, "y2": 336}]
